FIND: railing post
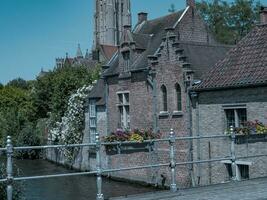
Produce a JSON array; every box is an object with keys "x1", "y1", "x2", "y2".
[
  {"x1": 95, "y1": 132, "x2": 104, "y2": 200},
  {"x1": 169, "y1": 129, "x2": 177, "y2": 192},
  {"x1": 6, "y1": 136, "x2": 13, "y2": 200},
  {"x1": 230, "y1": 126, "x2": 240, "y2": 181}
]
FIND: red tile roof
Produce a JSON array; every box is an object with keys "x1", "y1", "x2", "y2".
[
  {"x1": 195, "y1": 24, "x2": 267, "y2": 91},
  {"x1": 100, "y1": 45, "x2": 118, "y2": 60}
]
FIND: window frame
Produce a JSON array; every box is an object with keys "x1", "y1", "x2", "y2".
[
  {"x1": 89, "y1": 99, "x2": 97, "y2": 143},
  {"x1": 122, "y1": 51, "x2": 130, "y2": 72},
  {"x1": 161, "y1": 85, "x2": 168, "y2": 112},
  {"x1": 175, "y1": 83, "x2": 182, "y2": 112},
  {"x1": 117, "y1": 91, "x2": 130, "y2": 130},
  {"x1": 224, "y1": 106, "x2": 247, "y2": 130}
]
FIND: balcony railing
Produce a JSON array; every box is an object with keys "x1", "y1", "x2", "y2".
[{"x1": 0, "y1": 126, "x2": 267, "y2": 200}]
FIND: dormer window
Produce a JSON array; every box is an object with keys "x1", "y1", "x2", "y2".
[{"x1": 122, "y1": 51, "x2": 130, "y2": 72}]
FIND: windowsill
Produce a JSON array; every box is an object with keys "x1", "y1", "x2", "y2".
[
  {"x1": 159, "y1": 111, "x2": 169, "y2": 117},
  {"x1": 221, "y1": 160, "x2": 252, "y2": 166},
  {"x1": 172, "y1": 111, "x2": 183, "y2": 116},
  {"x1": 116, "y1": 103, "x2": 130, "y2": 106}
]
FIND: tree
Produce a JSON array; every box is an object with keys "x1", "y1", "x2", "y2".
[
  {"x1": 7, "y1": 78, "x2": 29, "y2": 90},
  {"x1": 0, "y1": 86, "x2": 36, "y2": 147},
  {"x1": 196, "y1": 0, "x2": 261, "y2": 44}
]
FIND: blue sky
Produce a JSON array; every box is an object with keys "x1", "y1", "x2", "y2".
[{"x1": 0, "y1": 0, "x2": 266, "y2": 84}]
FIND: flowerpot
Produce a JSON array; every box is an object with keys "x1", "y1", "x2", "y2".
[
  {"x1": 105, "y1": 142, "x2": 154, "y2": 155},
  {"x1": 235, "y1": 133, "x2": 267, "y2": 144}
]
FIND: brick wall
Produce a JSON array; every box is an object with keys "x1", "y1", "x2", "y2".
[
  {"x1": 177, "y1": 7, "x2": 217, "y2": 45},
  {"x1": 192, "y1": 87, "x2": 267, "y2": 185},
  {"x1": 103, "y1": 6, "x2": 222, "y2": 187}
]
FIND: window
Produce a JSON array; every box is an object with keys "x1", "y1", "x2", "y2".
[
  {"x1": 121, "y1": 3, "x2": 124, "y2": 13},
  {"x1": 225, "y1": 108, "x2": 247, "y2": 129},
  {"x1": 118, "y1": 92, "x2": 130, "y2": 130},
  {"x1": 89, "y1": 100, "x2": 97, "y2": 143},
  {"x1": 175, "y1": 83, "x2": 182, "y2": 111},
  {"x1": 225, "y1": 163, "x2": 249, "y2": 180},
  {"x1": 161, "y1": 85, "x2": 167, "y2": 112},
  {"x1": 122, "y1": 51, "x2": 130, "y2": 72}
]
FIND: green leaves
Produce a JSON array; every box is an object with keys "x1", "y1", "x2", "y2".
[{"x1": 196, "y1": 0, "x2": 261, "y2": 44}]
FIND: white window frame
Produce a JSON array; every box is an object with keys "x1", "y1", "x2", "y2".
[
  {"x1": 223, "y1": 105, "x2": 247, "y2": 129},
  {"x1": 89, "y1": 99, "x2": 97, "y2": 143},
  {"x1": 117, "y1": 91, "x2": 130, "y2": 130},
  {"x1": 122, "y1": 51, "x2": 130, "y2": 72}
]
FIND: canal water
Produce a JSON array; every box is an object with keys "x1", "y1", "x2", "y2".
[{"x1": 2, "y1": 159, "x2": 156, "y2": 200}]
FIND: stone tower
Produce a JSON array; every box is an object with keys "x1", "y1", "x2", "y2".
[{"x1": 93, "y1": 0, "x2": 131, "y2": 49}]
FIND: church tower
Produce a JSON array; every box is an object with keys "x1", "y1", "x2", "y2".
[{"x1": 93, "y1": 0, "x2": 131, "y2": 49}]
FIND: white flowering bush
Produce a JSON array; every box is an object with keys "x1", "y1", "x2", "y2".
[{"x1": 48, "y1": 84, "x2": 94, "y2": 161}]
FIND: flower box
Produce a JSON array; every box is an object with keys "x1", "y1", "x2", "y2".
[
  {"x1": 235, "y1": 133, "x2": 267, "y2": 144},
  {"x1": 105, "y1": 142, "x2": 153, "y2": 155}
]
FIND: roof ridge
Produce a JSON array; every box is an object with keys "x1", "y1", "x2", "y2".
[
  {"x1": 146, "y1": 9, "x2": 184, "y2": 23},
  {"x1": 178, "y1": 41, "x2": 234, "y2": 48}
]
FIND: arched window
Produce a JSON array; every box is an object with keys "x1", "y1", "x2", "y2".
[
  {"x1": 161, "y1": 85, "x2": 167, "y2": 112},
  {"x1": 175, "y1": 83, "x2": 182, "y2": 111}
]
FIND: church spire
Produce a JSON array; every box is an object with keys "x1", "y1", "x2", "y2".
[
  {"x1": 85, "y1": 49, "x2": 90, "y2": 59},
  {"x1": 76, "y1": 44, "x2": 83, "y2": 59},
  {"x1": 93, "y1": 0, "x2": 132, "y2": 48}
]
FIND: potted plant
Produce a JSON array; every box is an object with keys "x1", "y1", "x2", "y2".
[
  {"x1": 235, "y1": 120, "x2": 267, "y2": 144},
  {"x1": 103, "y1": 129, "x2": 161, "y2": 155}
]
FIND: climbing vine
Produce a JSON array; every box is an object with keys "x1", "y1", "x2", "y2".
[{"x1": 48, "y1": 84, "x2": 94, "y2": 161}]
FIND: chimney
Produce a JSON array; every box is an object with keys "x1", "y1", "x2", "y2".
[
  {"x1": 186, "y1": 0, "x2": 195, "y2": 8},
  {"x1": 138, "y1": 12, "x2": 148, "y2": 24},
  {"x1": 260, "y1": 6, "x2": 267, "y2": 24},
  {"x1": 123, "y1": 24, "x2": 132, "y2": 32}
]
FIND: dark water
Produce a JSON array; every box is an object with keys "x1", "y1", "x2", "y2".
[{"x1": 4, "y1": 159, "x2": 155, "y2": 200}]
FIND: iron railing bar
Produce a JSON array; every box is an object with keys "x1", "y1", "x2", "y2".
[
  {"x1": 176, "y1": 157, "x2": 232, "y2": 166},
  {"x1": 13, "y1": 143, "x2": 96, "y2": 151},
  {"x1": 0, "y1": 147, "x2": 6, "y2": 151},
  {"x1": 237, "y1": 154, "x2": 267, "y2": 159},
  {"x1": 0, "y1": 157, "x2": 231, "y2": 183},
  {"x1": 0, "y1": 178, "x2": 7, "y2": 183},
  {"x1": 1, "y1": 135, "x2": 230, "y2": 152},
  {"x1": 102, "y1": 163, "x2": 169, "y2": 173},
  {"x1": 13, "y1": 171, "x2": 97, "y2": 181}
]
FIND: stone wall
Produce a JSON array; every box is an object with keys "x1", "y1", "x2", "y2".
[{"x1": 192, "y1": 87, "x2": 267, "y2": 185}]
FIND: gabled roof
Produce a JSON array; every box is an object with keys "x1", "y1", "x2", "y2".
[
  {"x1": 76, "y1": 44, "x2": 83, "y2": 58},
  {"x1": 194, "y1": 24, "x2": 267, "y2": 91},
  {"x1": 88, "y1": 79, "x2": 105, "y2": 106},
  {"x1": 104, "y1": 10, "x2": 185, "y2": 76},
  {"x1": 99, "y1": 45, "x2": 118, "y2": 61},
  {"x1": 179, "y1": 42, "x2": 231, "y2": 79}
]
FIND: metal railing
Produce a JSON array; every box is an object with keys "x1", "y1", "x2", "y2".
[{"x1": 0, "y1": 126, "x2": 267, "y2": 200}]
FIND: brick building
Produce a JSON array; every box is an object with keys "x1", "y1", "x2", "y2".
[
  {"x1": 87, "y1": 0, "x2": 231, "y2": 186},
  {"x1": 191, "y1": 6, "x2": 267, "y2": 186}
]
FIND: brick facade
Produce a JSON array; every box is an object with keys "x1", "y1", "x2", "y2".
[
  {"x1": 191, "y1": 86, "x2": 267, "y2": 185},
  {"x1": 102, "y1": 5, "x2": 228, "y2": 187}
]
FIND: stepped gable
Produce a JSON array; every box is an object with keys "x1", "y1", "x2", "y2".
[
  {"x1": 194, "y1": 24, "x2": 267, "y2": 91},
  {"x1": 103, "y1": 9, "x2": 231, "y2": 78},
  {"x1": 103, "y1": 10, "x2": 184, "y2": 76}
]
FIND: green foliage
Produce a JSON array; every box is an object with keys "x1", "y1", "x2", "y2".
[
  {"x1": 0, "y1": 63, "x2": 101, "y2": 158},
  {"x1": 0, "y1": 162, "x2": 25, "y2": 200},
  {"x1": 0, "y1": 86, "x2": 36, "y2": 148},
  {"x1": 32, "y1": 64, "x2": 101, "y2": 121},
  {"x1": 6, "y1": 78, "x2": 29, "y2": 90},
  {"x1": 196, "y1": 0, "x2": 261, "y2": 44}
]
